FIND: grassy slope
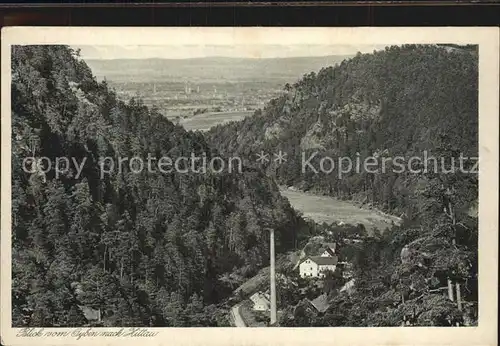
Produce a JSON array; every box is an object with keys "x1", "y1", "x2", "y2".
[{"x1": 281, "y1": 189, "x2": 402, "y2": 233}]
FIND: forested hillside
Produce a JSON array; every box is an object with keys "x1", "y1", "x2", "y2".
[
  {"x1": 209, "y1": 44, "x2": 478, "y2": 221},
  {"x1": 209, "y1": 44, "x2": 479, "y2": 326},
  {"x1": 11, "y1": 45, "x2": 312, "y2": 327}
]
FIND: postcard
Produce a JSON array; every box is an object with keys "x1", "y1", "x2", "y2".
[{"x1": 1, "y1": 26, "x2": 498, "y2": 346}]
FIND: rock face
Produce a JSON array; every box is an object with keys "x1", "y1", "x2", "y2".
[
  {"x1": 298, "y1": 98, "x2": 382, "y2": 152},
  {"x1": 300, "y1": 119, "x2": 326, "y2": 151}
]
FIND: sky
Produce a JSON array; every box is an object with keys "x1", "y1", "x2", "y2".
[{"x1": 75, "y1": 44, "x2": 389, "y2": 60}]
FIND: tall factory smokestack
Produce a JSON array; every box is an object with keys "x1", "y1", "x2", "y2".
[{"x1": 269, "y1": 228, "x2": 277, "y2": 325}]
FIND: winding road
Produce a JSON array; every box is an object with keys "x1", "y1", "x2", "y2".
[{"x1": 230, "y1": 304, "x2": 247, "y2": 327}]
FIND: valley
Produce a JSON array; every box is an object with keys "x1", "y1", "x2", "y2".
[
  {"x1": 84, "y1": 55, "x2": 350, "y2": 129},
  {"x1": 11, "y1": 44, "x2": 479, "y2": 329}
]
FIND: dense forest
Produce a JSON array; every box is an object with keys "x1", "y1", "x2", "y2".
[
  {"x1": 10, "y1": 45, "x2": 313, "y2": 327},
  {"x1": 10, "y1": 44, "x2": 479, "y2": 328},
  {"x1": 208, "y1": 44, "x2": 478, "y2": 220},
  {"x1": 209, "y1": 45, "x2": 479, "y2": 326}
]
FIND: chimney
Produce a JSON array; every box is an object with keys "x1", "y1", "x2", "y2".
[{"x1": 269, "y1": 229, "x2": 277, "y2": 325}]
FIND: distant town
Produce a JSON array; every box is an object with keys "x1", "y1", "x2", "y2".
[
  {"x1": 109, "y1": 80, "x2": 285, "y2": 125},
  {"x1": 85, "y1": 55, "x2": 350, "y2": 129}
]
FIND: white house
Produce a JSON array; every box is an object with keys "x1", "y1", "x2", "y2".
[
  {"x1": 299, "y1": 256, "x2": 338, "y2": 278},
  {"x1": 249, "y1": 292, "x2": 270, "y2": 311}
]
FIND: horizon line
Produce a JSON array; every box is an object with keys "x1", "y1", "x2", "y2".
[{"x1": 82, "y1": 53, "x2": 355, "y2": 61}]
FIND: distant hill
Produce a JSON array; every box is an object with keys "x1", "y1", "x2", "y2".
[
  {"x1": 85, "y1": 55, "x2": 352, "y2": 83},
  {"x1": 208, "y1": 44, "x2": 479, "y2": 221}
]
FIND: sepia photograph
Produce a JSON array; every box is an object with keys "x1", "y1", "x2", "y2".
[{"x1": 1, "y1": 27, "x2": 498, "y2": 346}]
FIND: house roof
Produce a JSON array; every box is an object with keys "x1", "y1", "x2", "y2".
[
  {"x1": 322, "y1": 248, "x2": 335, "y2": 256},
  {"x1": 306, "y1": 256, "x2": 338, "y2": 266},
  {"x1": 320, "y1": 243, "x2": 337, "y2": 256},
  {"x1": 250, "y1": 292, "x2": 270, "y2": 305},
  {"x1": 309, "y1": 294, "x2": 330, "y2": 313}
]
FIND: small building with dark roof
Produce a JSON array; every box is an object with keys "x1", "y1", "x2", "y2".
[{"x1": 308, "y1": 293, "x2": 330, "y2": 313}]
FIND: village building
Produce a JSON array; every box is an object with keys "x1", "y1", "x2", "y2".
[
  {"x1": 320, "y1": 243, "x2": 337, "y2": 257},
  {"x1": 299, "y1": 255, "x2": 338, "y2": 278},
  {"x1": 307, "y1": 293, "x2": 330, "y2": 313},
  {"x1": 249, "y1": 291, "x2": 271, "y2": 311},
  {"x1": 338, "y1": 261, "x2": 354, "y2": 279}
]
